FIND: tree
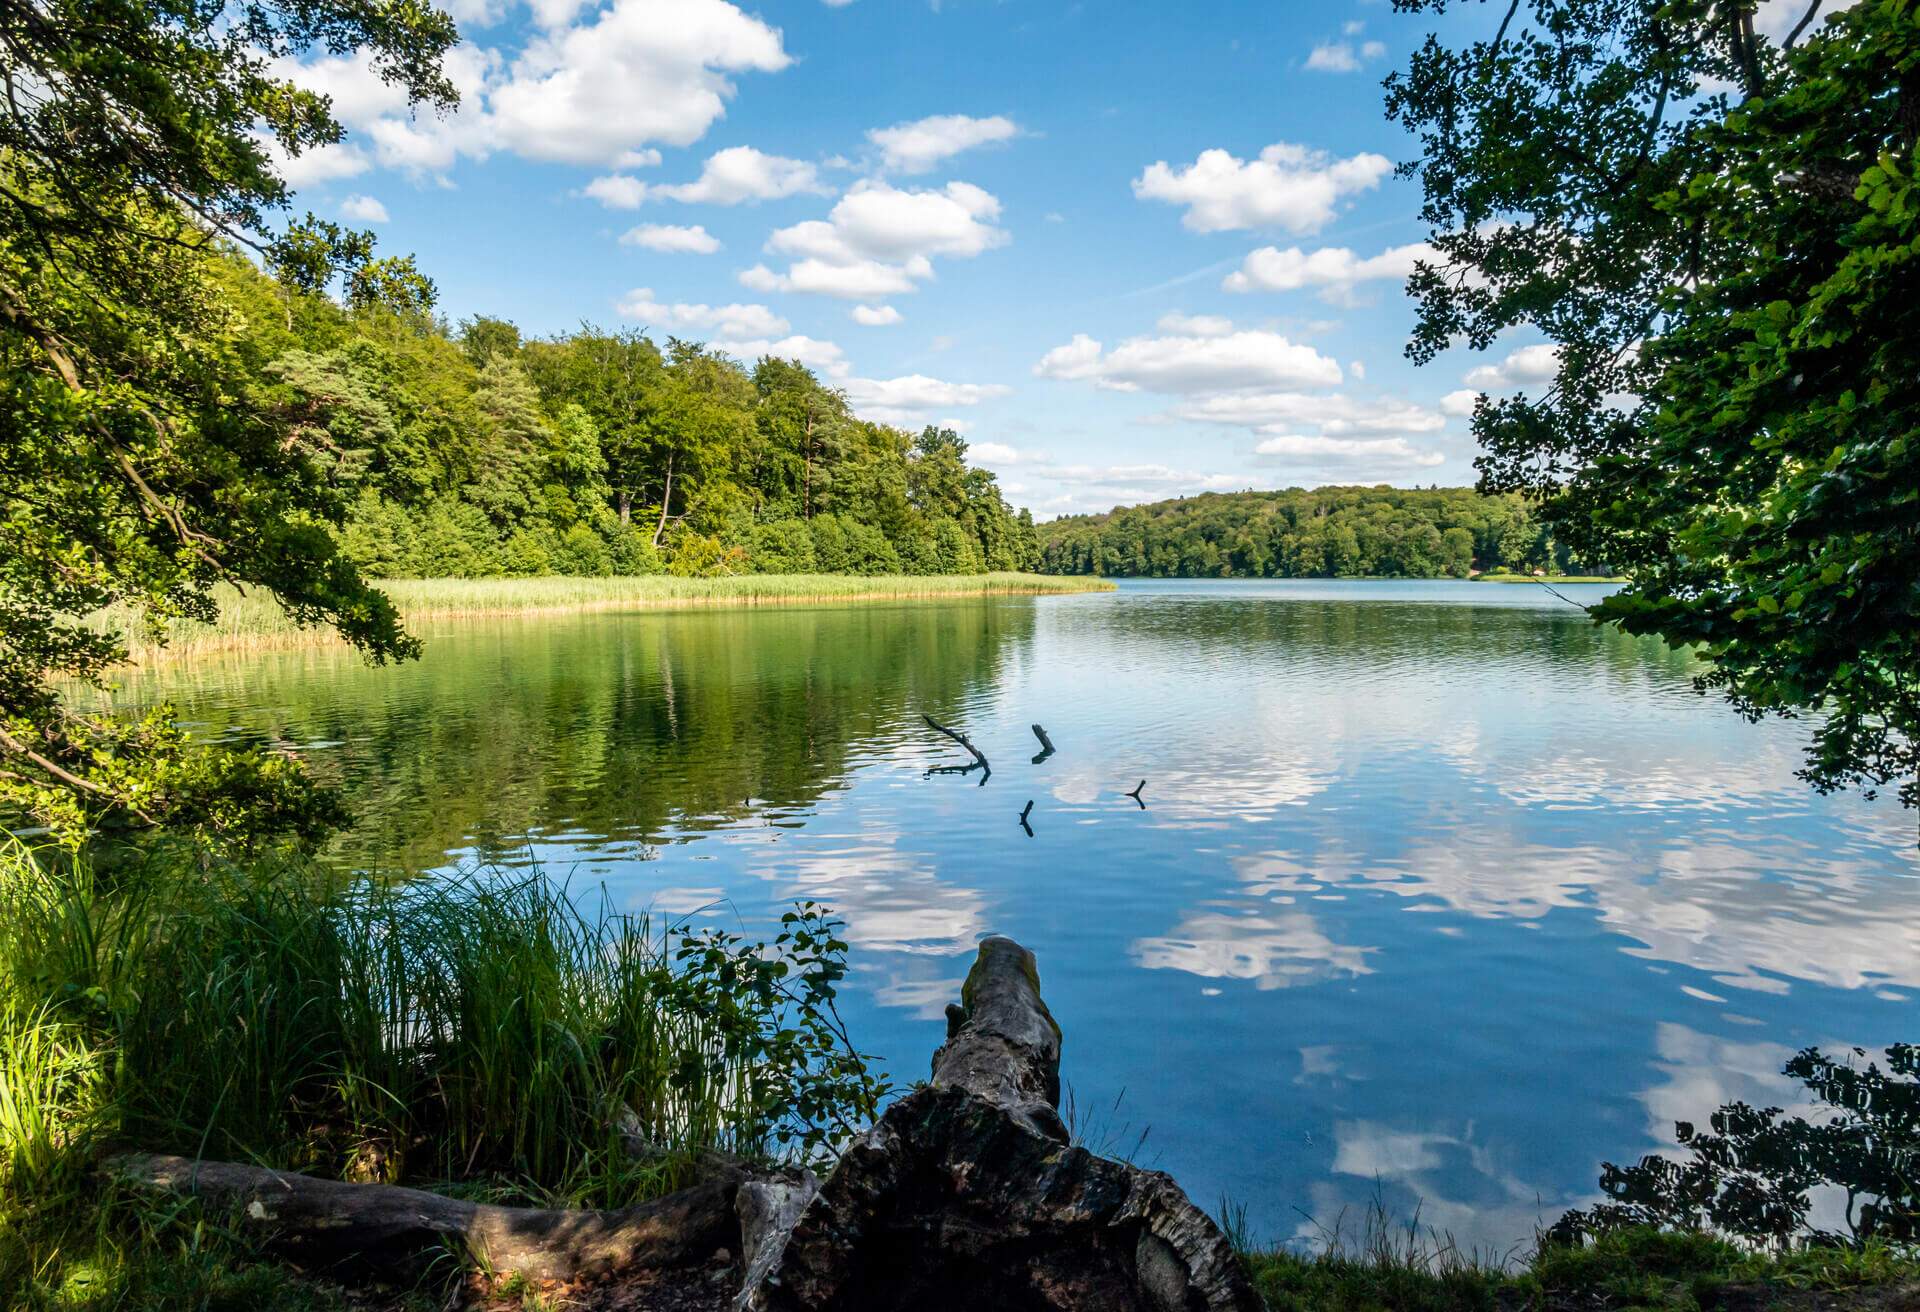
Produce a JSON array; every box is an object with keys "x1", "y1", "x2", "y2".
[
  {"x1": 1388, "y1": 0, "x2": 1919, "y2": 809},
  {"x1": 0, "y1": 0, "x2": 456, "y2": 843}
]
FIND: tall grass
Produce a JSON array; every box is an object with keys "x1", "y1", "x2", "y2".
[
  {"x1": 0, "y1": 833, "x2": 881, "y2": 1303},
  {"x1": 93, "y1": 573, "x2": 1113, "y2": 662}
]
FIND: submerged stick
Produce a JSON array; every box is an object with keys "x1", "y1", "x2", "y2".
[
  {"x1": 1125, "y1": 778, "x2": 1146, "y2": 809},
  {"x1": 1018, "y1": 799, "x2": 1034, "y2": 837},
  {"x1": 1030, "y1": 723, "x2": 1055, "y2": 764},
  {"x1": 923, "y1": 714, "x2": 990, "y2": 780}
]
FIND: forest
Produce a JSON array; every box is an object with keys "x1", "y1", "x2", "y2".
[
  {"x1": 1035, "y1": 486, "x2": 1595, "y2": 579},
  {"x1": 215, "y1": 239, "x2": 1040, "y2": 582}
]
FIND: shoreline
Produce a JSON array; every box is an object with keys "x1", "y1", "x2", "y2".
[{"x1": 96, "y1": 573, "x2": 1115, "y2": 663}]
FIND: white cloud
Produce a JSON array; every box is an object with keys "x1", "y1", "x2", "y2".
[
  {"x1": 718, "y1": 334, "x2": 850, "y2": 377},
  {"x1": 1133, "y1": 142, "x2": 1392, "y2": 234},
  {"x1": 615, "y1": 288, "x2": 788, "y2": 339},
  {"x1": 637, "y1": 145, "x2": 829, "y2": 204},
  {"x1": 1441, "y1": 389, "x2": 1479, "y2": 416},
  {"x1": 843, "y1": 373, "x2": 1011, "y2": 424},
  {"x1": 1174, "y1": 391, "x2": 1446, "y2": 435},
  {"x1": 1223, "y1": 240, "x2": 1433, "y2": 303},
  {"x1": 867, "y1": 113, "x2": 1019, "y2": 173},
  {"x1": 1156, "y1": 312, "x2": 1234, "y2": 337},
  {"x1": 740, "y1": 256, "x2": 926, "y2": 299},
  {"x1": 269, "y1": 0, "x2": 792, "y2": 187},
  {"x1": 487, "y1": 0, "x2": 790, "y2": 165},
  {"x1": 1033, "y1": 328, "x2": 1343, "y2": 393},
  {"x1": 262, "y1": 135, "x2": 371, "y2": 187},
  {"x1": 1463, "y1": 343, "x2": 1561, "y2": 389},
  {"x1": 969, "y1": 441, "x2": 1024, "y2": 464},
  {"x1": 582, "y1": 174, "x2": 647, "y2": 208},
  {"x1": 619, "y1": 223, "x2": 721, "y2": 253},
  {"x1": 1305, "y1": 38, "x2": 1387, "y2": 72},
  {"x1": 851, "y1": 304, "x2": 903, "y2": 326},
  {"x1": 1253, "y1": 433, "x2": 1444, "y2": 469},
  {"x1": 1350, "y1": 360, "x2": 1366, "y2": 380},
  {"x1": 339, "y1": 194, "x2": 389, "y2": 223},
  {"x1": 752, "y1": 179, "x2": 1007, "y2": 298}
]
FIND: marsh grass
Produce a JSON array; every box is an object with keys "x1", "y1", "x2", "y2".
[
  {"x1": 92, "y1": 573, "x2": 1114, "y2": 661},
  {"x1": 0, "y1": 834, "x2": 882, "y2": 1306}
]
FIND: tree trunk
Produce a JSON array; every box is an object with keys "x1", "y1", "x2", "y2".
[
  {"x1": 653, "y1": 451, "x2": 676, "y2": 548},
  {"x1": 618, "y1": 488, "x2": 632, "y2": 525},
  {"x1": 802, "y1": 408, "x2": 815, "y2": 520},
  {"x1": 736, "y1": 937, "x2": 1260, "y2": 1312},
  {"x1": 106, "y1": 1153, "x2": 744, "y2": 1281}
]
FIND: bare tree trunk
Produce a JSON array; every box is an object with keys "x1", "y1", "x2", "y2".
[
  {"x1": 618, "y1": 488, "x2": 632, "y2": 525},
  {"x1": 802, "y1": 408, "x2": 815, "y2": 520},
  {"x1": 653, "y1": 451, "x2": 676, "y2": 548}
]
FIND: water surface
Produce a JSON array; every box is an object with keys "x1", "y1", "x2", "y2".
[{"x1": 121, "y1": 579, "x2": 1920, "y2": 1253}]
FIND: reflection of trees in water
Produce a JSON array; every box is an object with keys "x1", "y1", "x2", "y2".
[
  {"x1": 1071, "y1": 595, "x2": 1698, "y2": 689},
  {"x1": 111, "y1": 603, "x2": 1037, "y2": 872}
]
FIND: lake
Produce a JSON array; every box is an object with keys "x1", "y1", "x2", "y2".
[{"x1": 121, "y1": 578, "x2": 1920, "y2": 1255}]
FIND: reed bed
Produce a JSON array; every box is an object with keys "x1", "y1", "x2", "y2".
[{"x1": 95, "y1": 573, "x2": 1114, "y2": 662}]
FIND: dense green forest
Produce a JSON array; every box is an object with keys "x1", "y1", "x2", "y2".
[
  {"x1": 214, "y1": 245, "x2": 1039, "y2": 582},
  {"x1": 1035, "y1": 486, "x2": 1597, "y2": 578}
]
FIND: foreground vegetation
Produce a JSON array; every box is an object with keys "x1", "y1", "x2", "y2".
[
  {"x1": 1036, "y1": 487, "x2": 1603, "y2": 580},
  {"x1": 1240, "y1": 1219, "x2": 1920, "y2": 1312},
  {"x1": 0, "y1": 837, "x2": 884, "y2": 1308},
  {"x1": 98, "y1": 573, "x2": 1113, "y2": 660}
]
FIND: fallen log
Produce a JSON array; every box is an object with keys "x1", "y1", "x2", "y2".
[
  {"x1": 107, "y1": 1152, "x2": 744, "y2": 1280},
  {"x1": 736, "y1": 937, "x2": 1259, "y2": 1311}
]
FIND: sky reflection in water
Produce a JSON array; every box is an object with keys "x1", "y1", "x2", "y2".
[{"x1": 124, "y1": 579, "x2": 1920, "y2": 1254}]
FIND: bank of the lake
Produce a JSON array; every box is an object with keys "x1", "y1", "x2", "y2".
[{"x1": 98, "y1": 573, "x2": 1113, "y2": 660}]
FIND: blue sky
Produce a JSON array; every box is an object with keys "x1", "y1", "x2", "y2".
[{"x1": 274, "y1": 0, "x2": 1541, "y2": 517}]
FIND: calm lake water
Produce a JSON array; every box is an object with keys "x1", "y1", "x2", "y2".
[{"x1": 124, "y1": 578, "x2": 1919, "y2": 1253}]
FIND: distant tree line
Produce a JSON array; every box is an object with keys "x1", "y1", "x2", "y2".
[
  {"x1": 1035, "y1": 486, "x2": 1600, "y2": 578},
  {"x1": 223, "y1": 240, "x2": 1038, "y2": 582}
]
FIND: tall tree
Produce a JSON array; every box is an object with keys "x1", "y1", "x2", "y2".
[
  {"x1": 1389, "y1": 0, "x2": 1920, "y2": 809},
  {"x1": 0, "y1": 0, "x2": 456, "y2": 843}
]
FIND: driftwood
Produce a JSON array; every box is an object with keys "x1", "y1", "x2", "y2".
[
  {"x1": 736, "y1": 937, "x2": 1259, "y2": 1311},
  {"x1": 923, "y1": 714, "x2": 991, "y2": 782},
  {"x1": 1125, "y1": 779, "x2": 1147, "y2": 809},
  {"x1": 106, "y1": 1152, "x2": 745, "y2": 1280},
  {"x1": 107, "y1": 939, "x2": 1255, "y2": 1310},
  {"x1": 1030, "y1": 723, "x2": 1056, "y2": 764},
  {"x1": 1018, "y1": 798, "x2": 1034, "y2": 837}
]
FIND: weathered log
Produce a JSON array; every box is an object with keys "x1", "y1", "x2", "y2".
[
  {"x1": 1030, "y1": 724, "x2": 1056, "y2": 764},
  {"x1": 736, "y1": 937, "x2": 1259, "y2": 1312},
  {"x1": 923, "y1": 714, "x2": 991, "y2": 779},
  {"x1": 107, "y1": 1152, "x2": 743, "y2": 1280}
]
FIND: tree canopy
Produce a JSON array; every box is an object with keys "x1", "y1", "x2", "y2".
[{"x1": 1390, "y1": 0, "x2": 1919, "y2": 809}]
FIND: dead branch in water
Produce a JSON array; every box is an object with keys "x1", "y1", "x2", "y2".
[
  {"x1": 1030, "y1": 723, "x2": 1056, "y2": 764},
  {"x1": 922, "y1": 713, "x2": 990, "y2": 781}
]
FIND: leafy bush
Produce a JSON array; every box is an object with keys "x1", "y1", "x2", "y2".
[{"x1": 1553, "y1": 1044, "x2": 1918, "y2": 1249}]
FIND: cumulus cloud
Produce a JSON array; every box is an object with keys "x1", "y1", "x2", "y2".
[
  {"x1": 1305, "y1": 38, "x2": 1386, "y2": 72},
  {"x1": 1173, "y1": 391, "x2": 1446, "y2": 435},
  {"x1": 749, "y1": 179, "x2": 1008, "y2": 298},
  {"x1": 615, "y1": 288, "x2": 788, "y2": 339},
  {"x1": 339, "y1": 194, "x2": 389, "y2": 222},
  {"x1": 1441, "y1": 389, "x2": 1480, "y2": 416},
  {"x1": 1133, "y1": 142, "x2": 1392, "y2": 234},
  {"x1": 611, "y1": 145, "x2": 829, "y2": 206},
  {"x1": 268, "y1": 0, "x2": 791, "y2": 186},
  {"x1": 717, "y1": 334, "x2": 850, "y2": 377},
  {"x1": 1156, "y1": 312, "x2": 1234, "y2": 337},
  {"x1": 867, "y1": 113, "x2": 1019, "y2": 173},
  {"x1": 1033, "y1": 327, "x2": 1343, "y2": 393},
  {"x1": 1254, "y1": 433, "x2": 1444, "y2": 469},
  {"x1": 1223, "y1": 240, "x2": 1433, "y2": 303},
  {"x1": 842, "y1": 374, "x2": 1011, "y2": 423},
  {"x1": 851, "y1": 304, "x2": 903, "y2": 326},
  {"x1": 619, "y1": 223, "x2": 721, "y2": 253},
  {"x1": 1463, "y1": 343, "x2": 1561, "y2": 389}
]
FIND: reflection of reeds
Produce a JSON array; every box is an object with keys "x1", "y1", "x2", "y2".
[{"x1": 93, "y1": 573, "x2": 1115, "y2": 661}]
